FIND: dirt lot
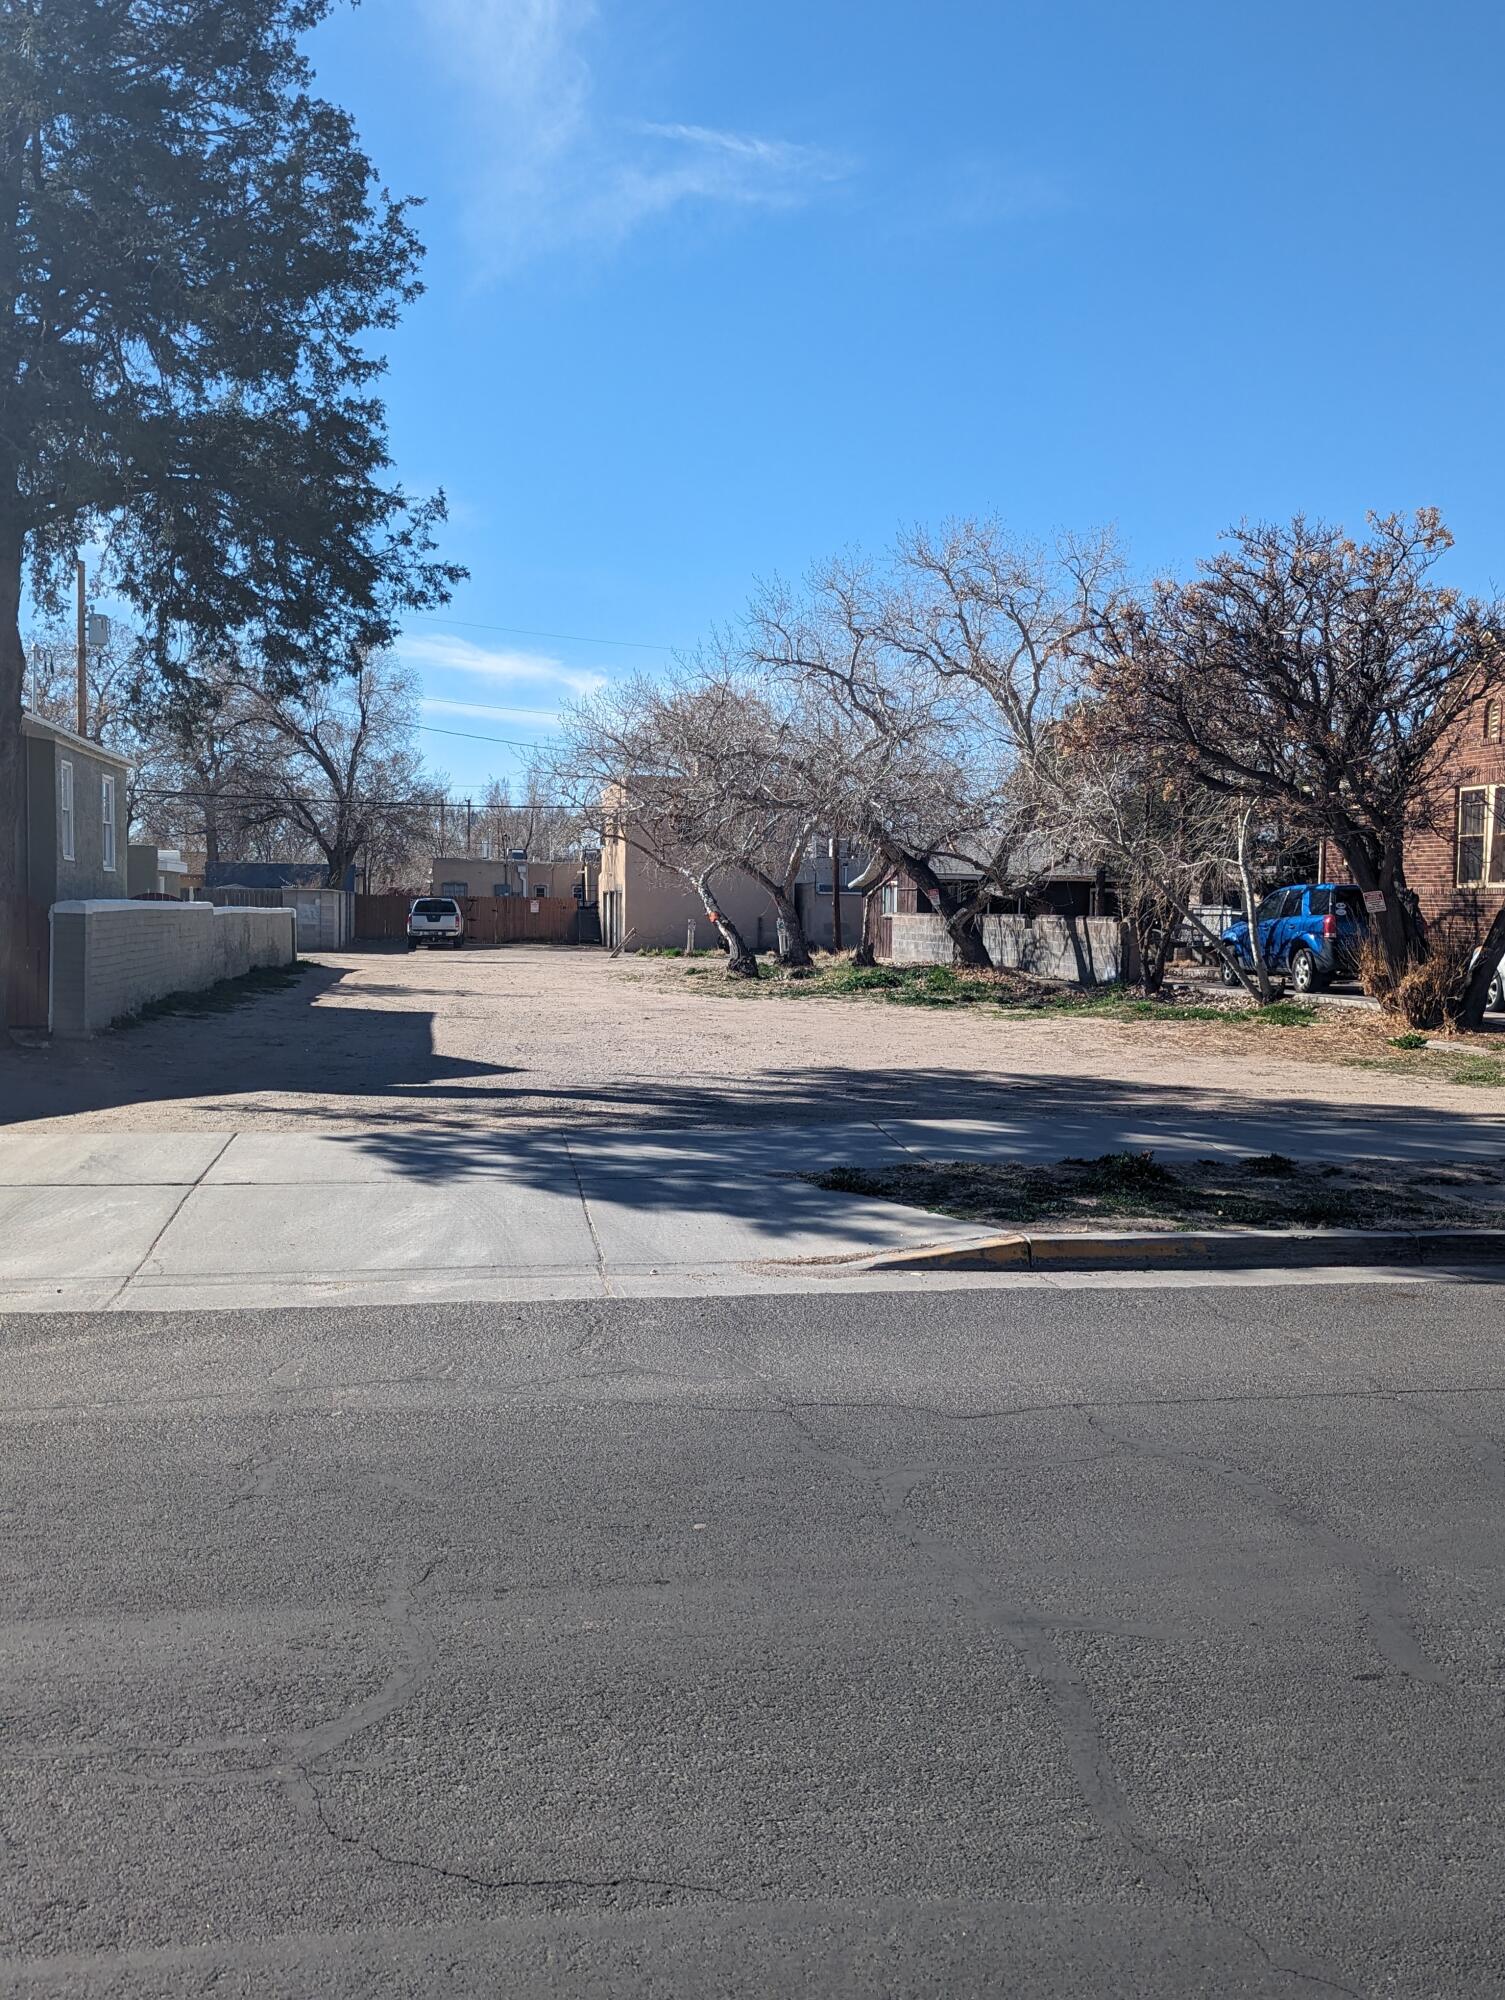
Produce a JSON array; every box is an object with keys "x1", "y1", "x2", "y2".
[{"x1": 4, "y1": 943, "x2": 1505, "y2": 1141}]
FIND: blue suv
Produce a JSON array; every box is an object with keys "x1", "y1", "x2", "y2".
[{"x1": 1219, "y1": 883, "x2": 1368, "y2": 993}]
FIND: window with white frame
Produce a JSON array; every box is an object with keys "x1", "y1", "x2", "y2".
[
  {"x1": 59, "y1": 758, "x2": 75, "y2": 861},
  {"x1": 880, "y1": 881, "x2": 899, "y2": 916},
  {"x1": 101, "y1": 775, "x2": 117, "y2": 872},
  {"x1": 1455, "y1": 785, "x2": 1505, "y2": 888}
]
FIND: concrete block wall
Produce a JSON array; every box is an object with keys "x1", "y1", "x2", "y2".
[
  {"x1": 49, "y1": 901, "x2": 296, "y2": 1037},
  {"x1": 888, "y1": 912, "x2": 1126, "y2": 983}
]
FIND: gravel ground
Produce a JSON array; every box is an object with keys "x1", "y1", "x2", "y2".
[{"x1": 5, "y1": 943, "x2": 1505, "y2": 1139}]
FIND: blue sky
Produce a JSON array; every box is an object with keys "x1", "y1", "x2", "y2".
[{"x1": 309, "y1": 0, "x2": 1505, "y2": 798}]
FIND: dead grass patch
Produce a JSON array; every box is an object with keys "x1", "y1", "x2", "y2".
[{"x1": 808, "y1": 1151, "x2": 1505, "y2": 1234}]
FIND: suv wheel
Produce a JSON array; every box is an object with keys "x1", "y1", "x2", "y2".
[
  {"x1": 1220, "y1": 960, "x2": 1241, "y2": 986},
  {"x1": 1490, "y1": 971, "x2": 1504, "y2": 1013},
  {"x1": 1289, "y1": 947, "x2": 1323, "y2": 993}
]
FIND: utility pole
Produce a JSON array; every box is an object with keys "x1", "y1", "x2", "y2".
[
  {"x1": 465, "y1": 798, "x2": 473, "y2": 854},
  {"x1": 75, "y1": 559, "x2": 87, "y2": 738},
  {"x1": 830, "y1": 832, "x2": 843, "y2": 951}
]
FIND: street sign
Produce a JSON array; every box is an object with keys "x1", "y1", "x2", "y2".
[{"x1": 1363, "y1": 890, "x2": 1387, "y2": 913}]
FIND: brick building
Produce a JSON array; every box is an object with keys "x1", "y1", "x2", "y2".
[
  {"x1": 1406, "y1": 688, "x2": 1505, "y2": 937},
  {"x1": 1317, "y1": 687, "x2": 1505, "y2": 942}
]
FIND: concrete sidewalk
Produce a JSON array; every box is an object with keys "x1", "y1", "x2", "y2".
[
  {"x1": 0, "y1": 1122, "x2": 972, "y2": 1312},
  {"x1": 2, "y1": 1101, "x2": 1503, "y2": 1312}
]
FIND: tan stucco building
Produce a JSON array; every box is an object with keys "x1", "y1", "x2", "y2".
[{"x1": 598, "y1": 830, "x2": 776, "y2": 952}]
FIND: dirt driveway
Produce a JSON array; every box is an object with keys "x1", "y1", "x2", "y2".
[{"x1": 4, "y1": 944, "x2": 1505, "y2": 1149}]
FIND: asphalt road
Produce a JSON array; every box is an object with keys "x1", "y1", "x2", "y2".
[{"x1": 3, "y1": 1281, "x2": 1503, "y2": 1997}]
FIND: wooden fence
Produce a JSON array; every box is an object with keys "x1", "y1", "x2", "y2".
[
  {"x1": 2, "y1": 895, "x2": 51, "y2": 1029},
  {"x1": 355, "y1": 893, "x2": 581, "y2": 945}
]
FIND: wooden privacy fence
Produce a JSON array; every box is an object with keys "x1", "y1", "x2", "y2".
[
  {"x1": 2, "y1": 895, "x2": 50, "y2": 1029},
  {"x1": 355, "y1": 893, "x2": 581, "y2": 945}
]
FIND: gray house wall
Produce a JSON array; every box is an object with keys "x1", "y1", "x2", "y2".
[{"x1": 23, "y1": 717, "x2": 131, "y2": 906}]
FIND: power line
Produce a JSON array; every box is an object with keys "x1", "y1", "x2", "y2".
[
  {"x1": 419, "y1": 722, "x2": 558, "y2": 750},
  {"x1": 132, "y1": 787, "x2": 577, "y2": 809},
  {"x1": 422, "y1": 697, "x2": 562, "y2": 719},
  {"x1": 407, "y1": 611, "x2": 675, "y2": 652}
]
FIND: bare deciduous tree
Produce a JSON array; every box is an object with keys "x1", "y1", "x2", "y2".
[
  {"x1": 1088, "y1": 510, "x2": 1502, "y2": 983},
  {"x1": 550, "y1": 674, "x2": 803, "y2": 976},
  {"x1": 245, "y1": 654, "x2": 436, "y2": 888},
  {"x1": 747, "y1": 522, "x2": 1121, "y2": 967}
]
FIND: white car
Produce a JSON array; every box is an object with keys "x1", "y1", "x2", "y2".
[
  {"x1": 407, "y1": 897, "x2": 465, "y2": 949},
  {"x1": 1463, "y1": 941, "x2": 1505, "y2": 1009}
]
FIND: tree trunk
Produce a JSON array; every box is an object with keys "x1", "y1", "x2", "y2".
[
  {"x1": 1458, "y1": 904, "x2": 1505, "y2": 1030},
  {"x1": 202, "y1": 795, "x2": 221, "y2": 874},
  {"x1": 902, "y1": 852, "x2": 993, "y2": 968},
  {"x1": 694, "y1": 873, "x2": 759, "y2": 979},
  {"x1": 852, "y1": 890, "x2": 877, "y2": 967},
  {"x1": 1330, "y1": 829, "x2": 1422, "y2": 979},
  {"x1": 770, "y1": 887, "x2": 813, "y2": 967},
  {"x1": 0, "y1": 522, "x2": 27, "y2": 1033},
  {"x1": 1235, "y1": 809, "x2": 1274, "y2": 1004},
  {"x1": 1131, "y1": 897, "x2": 1173, "y2": 994}
]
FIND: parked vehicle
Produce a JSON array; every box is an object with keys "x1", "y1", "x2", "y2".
[
  {"x1": 407, "y1": 896, "x2": 465, "y2": 949},
  {"x1": 1466, "y1": 943, "x2": 1505, "y2": 1011},
  {"x1": 1219, "y1": 884, "x2": 1367, "y2": 993}
]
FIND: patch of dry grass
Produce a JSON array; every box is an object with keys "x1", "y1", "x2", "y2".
[
  {"x1": 636, "y1": 952, "x2": 1505, "y2": 1087},
  {"x1": 808, "y1": 1151, "x2": 1505, "y2": 1234}
]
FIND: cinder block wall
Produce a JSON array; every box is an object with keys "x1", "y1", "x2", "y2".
[
  {"x1": 888, "y1": 912, "x2": 1125, "y2": 983},
  {"x1": 49, "y1": 901, "x2": 296, "y2": 1036}
]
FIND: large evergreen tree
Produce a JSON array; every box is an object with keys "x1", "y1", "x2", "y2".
[{"x1": 0, "y1": 0, "x2": 461, "y2": 1018}]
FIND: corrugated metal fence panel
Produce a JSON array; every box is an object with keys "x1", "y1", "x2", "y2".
[
  {"x1": 2, "y1": 895, "x2": 51, "y2": 1028},
  {"x1": 203, "y1": 888, "x2": 283, "y2": 908}
]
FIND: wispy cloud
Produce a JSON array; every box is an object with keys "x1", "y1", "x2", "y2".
[
  {"x1": 402, "y1": 630, "x2": 608, "y2": 700},
  {"x1": 418, "y1": 0, "x2": 853, "y2": 270},
  {"x1": 908, "y1": 156, "x2": 1070, "y2": 232}
]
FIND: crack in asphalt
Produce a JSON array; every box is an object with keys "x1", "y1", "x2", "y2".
[
  {"x1": 302, "y1": 1779, "x2": 717, "y2": 1900},
  {"x1": 1084, "y1": 1411, "x2": 1448, "y2": 1688},
  {"x1": 8, "y1": 1378, "x2": 1505, "y2": 1422},
  {"x1": 271, "y1": 1554, "x2": 719, "y2": 1907},
  {"x1": 779, "y1": 1401, "x2": 1364, "y2": 1998}
]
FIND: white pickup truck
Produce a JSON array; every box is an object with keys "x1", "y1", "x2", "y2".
[{"x1": 406, "y1": 897, "x2": 466, "y2": 950}]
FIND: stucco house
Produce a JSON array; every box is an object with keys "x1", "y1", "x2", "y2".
[
  {"x1": 429, "y1": 854, "x2": 583, "y2": 902},
  {"x1": 127, "y1": 843, "x2": 190, "y2": 898},
  {"x1": 597, "y1": 820, "x2": 776, "y2": 952},
  {"x1": 7, "y1": 711, "x2": 135, "y2": 1026}
]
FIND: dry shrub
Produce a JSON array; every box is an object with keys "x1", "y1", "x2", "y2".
[
  {"x1": 1355, "y1": 933, "x2": 1397, "y2": 1009},
  {"x1": 1392, "y1": 924, "x2": 1475, "y2": 1031}
]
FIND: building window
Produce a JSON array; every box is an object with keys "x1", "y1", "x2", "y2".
[
  {"x1": 880, "y1": 881, "x2": 898, "y2": 916},
  {"x1": 100, "y1": 775, "x2": 116, "y2": 872},
  {"x1": 59, "y1": 758, "x2": 75, "y2": 861},
  {"x1": 1458, "y1": 786, "x2": 1505, "y2": 888},
  {"x1": 1458, "y1": 787, "x2": 1489, "y2": 885},
  {"x1": 440, "y1": 880, "x2": 468, "y2": 898},
  {"x1": 1486, "y1": 699, "x2": 1502, "y2": 744}
]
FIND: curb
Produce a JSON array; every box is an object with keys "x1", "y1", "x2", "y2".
[{"x1": 866, "y1": 1227, "x2": 1505, "y2": 1275}]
